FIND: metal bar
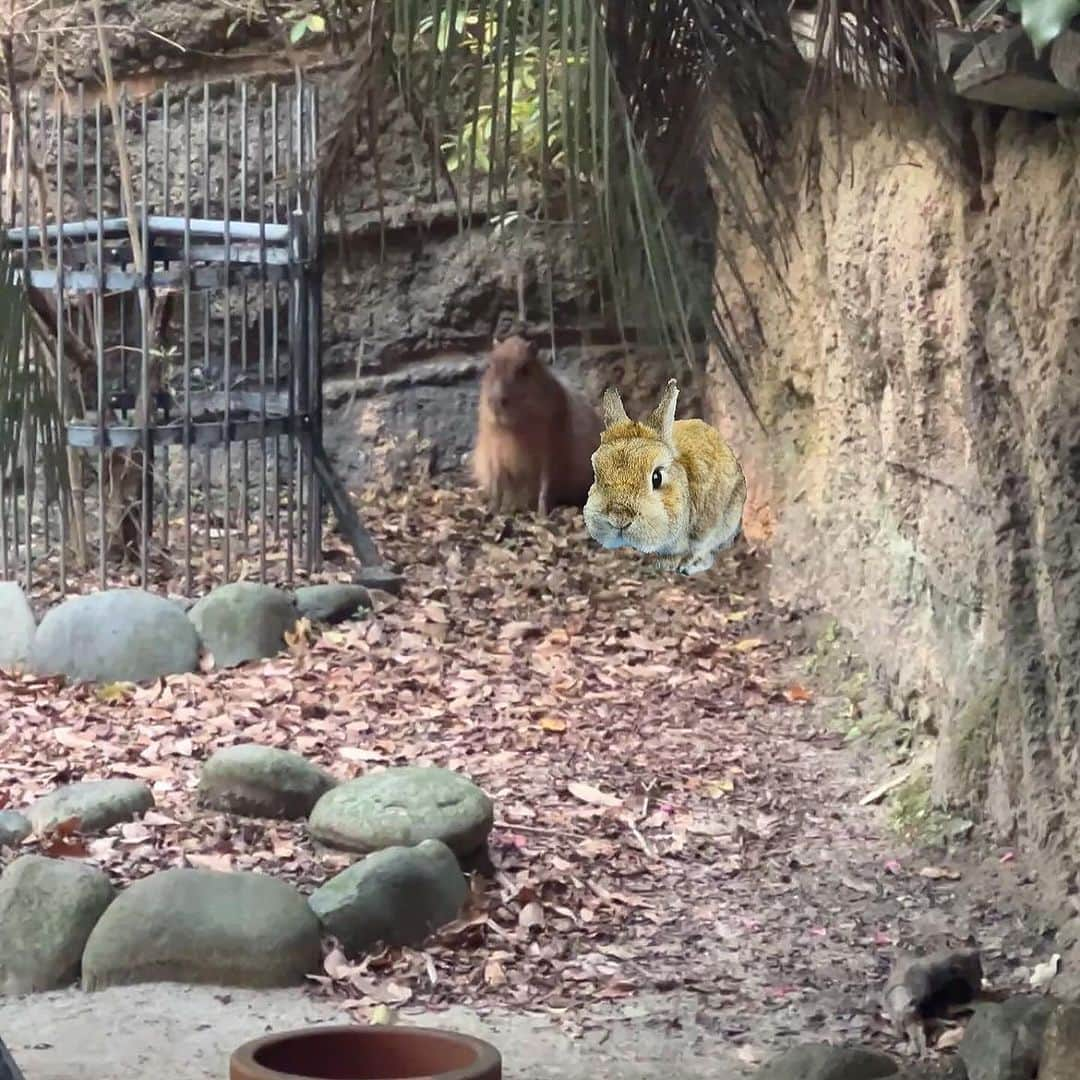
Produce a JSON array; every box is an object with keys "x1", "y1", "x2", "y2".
[
  {"x1": 161, "y1": 84, "x2": 171, "y2": 557},
  {"x1": 308, "y1": 81, "x2": 323, "y2": 571},
  {"x1": 140, "y1": 95, "x2": 151, "y2": 587},
  {"x1": 19, "y1": 90, "x2": 30, "y2": 588},
  {"x1": 222, "y1": 88, "x2": 231, "y2": 581},
  {"x1": 6, "y1": 215, "x2": 292, "y2": 244},
  {"x1": 202, "y1": 83, "x2": 211, "y2": 572},
  {"x1": 95, "y1": 101, "x2": 106, "y2": 589},
  {"x1": 0, "y1": 102, "x2": 8, "y2": 583},
  {"x1": 257, "y1": 86, "x2": 267, "y2": 582},
  {"x1": 291, "y1": 80, "x2": 306, "y2": 575},
  {"x1": 270, "y1": 83, "x2": 281, "y2": 544},
  {"x1": 239, "y1": 80, "x2": 249, "y2": 556},
  {"x1": 55, "y1": 90, "x2": 67, "y2": 594},
  {"x1": 183, "y1": 91, "x2": 193, "y2": 596}
]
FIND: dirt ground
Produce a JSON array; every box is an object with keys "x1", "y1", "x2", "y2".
[{"x1": 0, "y1": 482, "x2": 1059, "y2": 1079}]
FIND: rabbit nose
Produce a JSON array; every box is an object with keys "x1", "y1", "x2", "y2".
[{"x1": 608, "y1": 508, "x2": 633, "y2": 530}]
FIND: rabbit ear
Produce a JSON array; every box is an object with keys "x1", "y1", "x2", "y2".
[
  {"x1": 601, "y1": 387, "x2": 630, "y2": 429},
  {"x1": 646, "y1": 379, "x2": 679, "y2": 442}
]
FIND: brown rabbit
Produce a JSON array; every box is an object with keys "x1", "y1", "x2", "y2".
[{"x1": 472, "y1": 336, "x2": 602, "y2": 515}]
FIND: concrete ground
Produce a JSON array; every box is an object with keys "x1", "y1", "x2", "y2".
[{"x1": 0, "y1": 984, "x2": 751, "y2": 1079}]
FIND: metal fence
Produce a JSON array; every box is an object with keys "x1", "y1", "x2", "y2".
[{"x1": 1, "y1": 72, "x2": 374, "y2": 600}]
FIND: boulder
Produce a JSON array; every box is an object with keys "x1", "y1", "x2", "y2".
[
  {"x1": 29, "y1": 588, "x2": 200, "y2": 684},
  {"x1": 0, "y1": 811, "x2": 30, "y2": 847},
  {"x1": 754, "y1": 1044, "x2": 898, "y2": 1080},
  {"x1": 0, "y1": 1033, "x2": 25, "y2": 1080},
  {"x1": 0, "y1": 583, "x2": 36, "y2": 671},
  {"x1": 27, "y1": 780, "x2": 154, "y2": 836},
  {"x1": 198, "y1": 744, "x2": 336, "y2": 820},
  {"x1": 309, "y1": 839, "x2": 467, "y2": 954},
  {"x1": 1038, "y1": 1001, "x2": 1080, "y2": 1080},
  {"x1": 188, "y1": 583, "x2": 299, "y2": 668},
  {"x1": 81, "y1": 867, "x2": 322, "y2": 990},
  {"x1": 0, "y1": 855, "x2": 115, "y2": 994},
  {"x1": 294, "y1": 584, "x2": 372, "y2": 624},
  {"x1": 308, "y1": 766, "x2": 494, "y2": 856},
  {"x1": 958, "y1": 995, "x2": 1055, "y2": 1080}
]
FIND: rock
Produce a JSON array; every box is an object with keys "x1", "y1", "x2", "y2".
[
  {"x1": 958, "y1": 995, "x2": 1055, "y2": 1080},
  {"x1": 754, "y1": 1044, "x2": 898, "y2": 1080},
  {"x1": 29, "y1": 588, "x2": 201, "y2": 684},
  {"x1": 308, "y1": 766, "x2": 494, "y2": 856},
  {"x1": 293, "y1": 584, "x2": 372, "y2": 624},
  {"x1": 353, "y1": 565, "x2": 405, "y2": 596},
  {"x1": 0, "y1": 811, "x2": 30, "y2": 847},
  {"x1": 27, "y1": 780, "x2": 154, "y2": 836},
  {"x1": 894, "y1": 1063, "x2": 967, "y2": 1080},
  {"x1": 0, "y1": 583, "x2": 36, "y2": 671},
  {"x1": 81, "y1": 867, "x2": 322, "y2": 990},
  {"x1": 0, "y1": 855, "x2": 115, "y2": 994},
  {"x1": 884, "y1": 950, "x2": 984, "y2": 1053},
  {"x1": 1050, "y1": 29, "x2": 1080, "y2": 92},
  {"x1": 309, "y1": 839, "x2": 467, "y2": 954},
  {"x1": 198, "y1": 744, "x2": 336, "y2": 820},
  {"x1": 188, "y1": 583, "x2": 299, "y2": 668},
  {"x1": 1039, "y1": 1001, "x2": 1080, "y2": 1080}
]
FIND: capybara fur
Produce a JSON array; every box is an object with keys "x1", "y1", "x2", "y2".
[{"x1": 472, "y1": 336, "x2": 602, "y2": 515}]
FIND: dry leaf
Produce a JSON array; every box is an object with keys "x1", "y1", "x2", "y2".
[
  {"x1": 95, "y1": 682, "x2": 134, "y2": 704},
  {"x1": 518, "y1": 901, "x2": 545, "y2": 930},
  {"x1": 539, "y1": 716, "x2": 567, "y2": 733},
  {"x1": 186, "y1": 852, "x2": 234, "y2": 872},
  {"x1": 567, "y1": 782, "x2": 622, "y2": 808},
  {"x1": 734, "y1": 638, "x2": 766, "y2": 653},
  {"x1": 783, "y1": 684, "x2": 813, "y2": 703},
  {"x1": 919, "y1": 866, "x2": 961, "y2": 881},
  {"x1": 935, "y1": 1027, "x2": 965, "y2": 1051}
]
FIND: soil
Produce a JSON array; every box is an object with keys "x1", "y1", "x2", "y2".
[{"x1": 0, "y1": 480, "x2": 1060, "y2": 1079}]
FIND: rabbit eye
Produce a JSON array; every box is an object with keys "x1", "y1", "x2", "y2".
[{"x1": 651, "y1": 468, "x2": 663, "y2": 490}]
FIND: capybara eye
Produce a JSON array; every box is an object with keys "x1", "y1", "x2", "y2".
[{"x1": 652, "y1": 468, "x2": 663, "y2": 490}]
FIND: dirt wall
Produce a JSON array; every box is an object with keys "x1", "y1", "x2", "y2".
[{"x1": 711, "y1": 95, "x2": 1080, "y2": 862}]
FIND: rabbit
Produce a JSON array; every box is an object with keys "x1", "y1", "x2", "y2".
[
  {"x1": 472, "y1": 335, "x2": 602, "y2": 515},
  {"x1": 583, "y1": 378, "x2": 746, "y2": 575}
]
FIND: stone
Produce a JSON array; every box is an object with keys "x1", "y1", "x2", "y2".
[
  {"x1": 0, "y1": 811, "x2": 30, "y2": 847},
  {"x1": 952, "y1": 26, "x2": 1080, "y2": 113},
  {"x1": 81, "y1": 867, "x2": 322, "y2": 990},
  {"x1": 894, "y1": 1064, "x2": 967, "y2": 1080},
  {"x1": 353, "y1": 565, "x2": 405, "y2": 597},
  {"x1": 1038, "y1": 1001, "x2": 1080, "y2": 1080},
  {"x1": 0, "y1": 583, "x2": 36, "y2": 671},
  {"x1": 309, "y1": 839, "x2": 467, "y2": 954},
  {"x1": 27, "y1": 780, "x2": 154, "y2": 836},
  {"x1": 1050, "y1": 29, "x2": 1080, "y2": 91},
  {"x1": 29, "y1": 588, "x2": 200, "y2": 684},
  {"x1": 188, "y1": 583, "x2": 299, "y2": 668},
  {"x1": 0, "y1": 855, "x2": 115, "y2": 994},
  {"x1": 293, "y1": 584, "x2": 372, "y2": 624},
  {"x1": 958, "y1": 995, "x2": 1055, "y2": 1080},
  {"x1": 308, "y1": 766, "x2": 494, "y2": 856},
  {"x1": 198, "y1": 744, "x2": 336, "y2": 820},
  {"x1": 935, "y1": 27, "x2": 985, "y2": 77},
  {"x1": 754, "y1": 1043, "x2": 898, "y2": 1080}
]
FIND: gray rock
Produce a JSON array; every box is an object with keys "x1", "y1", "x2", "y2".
[
  {"x1": 29, "y1": 588, "x2": 201, "y2": 684},
  {"x1": 27, "y1": 780, "x2": 154, "y2": 836},
  {"x1": 959, "y1": 995, "x2": 1055, "y2": 1080},
  {"x1": 198, "y1": 744, "x2": 336, "y2": 820},
  {"x1": 294, "y1": 584, "x2": 372, "y2": 624},
  {"x1": 188, "y1": 583, "x2": 299, "y2": 668},
  {"x1": 884, "y1": 949, "x2": 983, "y2": 1053},
  {"x1": 0, "y1": 811, "x2": 30, "y2": 847},
  {"x1": 309, "y1": 839, "x2": 467, "y2": 954},
  {"x1": 0, "y1": 855, "x2": 115, "y2": 994},
  {"x1": 354, "y1": 565, "x2": 405, "y2": 596},
  {"x1": 894, "y1": 1064, "x2": 967, "y2": 1080},
  {"x1": 308, "y1": 766, "x2": 494, "y2": 856},
  {"x1": 1041, "y1": 1001, "x2": 1080, "y2": 1080},
  {"x1": 81, "y1": 867, "x2": 322, "y2": 990},
  {"x1": 0, "y1": 583, "x2": 36, "y2": 671},
  {"x1": 755, "y1": 1044, "x2": 898, "y2": 1080}
]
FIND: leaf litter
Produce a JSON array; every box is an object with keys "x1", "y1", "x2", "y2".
[{"x1": 0, "y1": 482, "x2": 1048, "y2": 1054}]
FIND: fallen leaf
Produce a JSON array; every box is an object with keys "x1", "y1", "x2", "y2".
[
  {"x1": 1030, "y1": 954, "x2": 1061, "y2": 990},
  {"x1": 186, "y1": 852, "x2": 234, "y2": 872},
  {"x1": 919, "y1": 866, "x2": 961, "y2": 881},
  {"x1": 518, "y1": 901, "x2": 545, "y2": 930},
  {"x1": 539, "y1": 716, "x2": 567, "y2": 733},
  {"x1": 95, "y1": 682, "x2": 134, "y2": 704},
  {"x1": 783, "y1": 684, "x2": 813, "y2": 703},
  {"x1": 734, "y1": 638, "x2": 766, "y2": 653},
  {"x1": 935, "y1": 1026, "x2": 965, "y2": 1051},
  {"x1": 567, "y1": 782, "x2": 622, "y2": 808}
]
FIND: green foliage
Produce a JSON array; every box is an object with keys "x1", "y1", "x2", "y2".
[{"x1": 1007, "y1": 0, "x2": 1080, "y2": 53}]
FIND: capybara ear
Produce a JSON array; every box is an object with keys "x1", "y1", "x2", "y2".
[{"x1": 601, "y1": 386, "x2": 630, "y2": 429}]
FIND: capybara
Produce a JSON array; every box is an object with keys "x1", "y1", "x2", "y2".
[{"x1": 472, "y1": 336, "x2": 602, "y2": 515}]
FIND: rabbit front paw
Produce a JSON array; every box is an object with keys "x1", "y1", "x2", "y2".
[{"x1": 677, "y1": 551, "x2": 715, "y2": 576}]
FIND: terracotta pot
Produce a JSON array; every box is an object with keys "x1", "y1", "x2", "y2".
[{"x1": 229, "y1": 1024, "x2": 502, "y2": 1080}]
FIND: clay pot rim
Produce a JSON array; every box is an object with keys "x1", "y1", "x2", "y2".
[{"x1": 230, "y1": 1023, "x2": 501, "y2": 1080}]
